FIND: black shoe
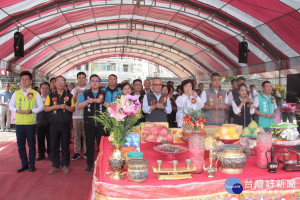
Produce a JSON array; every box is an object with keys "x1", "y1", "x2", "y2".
[
  {"x1": 71, "y1": 153, "x2": 80, "y2": 160},
  {"x1": 17, "y1": 165, "x2": 29, "y2": 173},
  {"x1": 36, "y1": 155, "x2": 45, "y2": 161},
  {"x1": 29, "y1": 166, "x2": 36, "y2": 172},
  {"x1": 85, "y1": 165, "x2": 93, "y2": 174}
]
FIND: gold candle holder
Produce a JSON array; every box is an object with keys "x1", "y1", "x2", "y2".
[
  {"x1": 172, "y1": 160, "x2": 178, "y2": 171},
  {"x1": 186, "y1": 159, "x2": 191, "y2": 170},
  {"x1": 152, "y1": 159, "x2": 196, "y2": 180},
  {"x1": 156, "y1": 160, "x2": 162, "y2": 171}
]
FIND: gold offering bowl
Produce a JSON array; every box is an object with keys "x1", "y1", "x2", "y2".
[{"x1": 218, "y1": 144, "x2": 246, "y2": 174}]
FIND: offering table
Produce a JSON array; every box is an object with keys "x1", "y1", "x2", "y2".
[{"x1": 90, "y1": 137, "x2": 300, "y2": 200}]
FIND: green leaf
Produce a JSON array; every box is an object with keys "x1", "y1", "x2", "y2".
[{"x1": 90, "y1": 109, "x2": 143, "y2": 145}]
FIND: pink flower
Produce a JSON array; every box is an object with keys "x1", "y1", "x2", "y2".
[
  {"x1": 276, "y1": 93, "x2": 281, "y2": 98},
  {"x1": 108, "y1": 105, "x2": 118, "y2": 117},
  {"x1": 125, "y1": 94, "x2": 138, "y2": 102},
  {"x1": 108, "y1": 105, "x2": 126, "y2": 121},
  {"x1": 134, "y1": 101, "x2": 141, "y2": 108},
  {"x1": 122, "y1": 103, "x2": 135, "y2": 115}
]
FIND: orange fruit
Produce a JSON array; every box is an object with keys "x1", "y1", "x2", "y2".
[
  {"x1": 228, "y1": 126, "x2": 237, "y2": 135},
  {"x1": 214, "y1": 131, "x2": 221, "y2": 138},
  {"x1": 219, "y1": 126, "x2": 229, "y2": 135},
  {"x1": 229, "y1": 132, "x2": 240, "y2": 139},
  {"x1": 220, "y1": 134, "x2": 231, "y2": 140}
]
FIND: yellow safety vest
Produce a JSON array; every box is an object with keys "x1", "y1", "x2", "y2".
[{"x1": 15, "y1": 89, "x2": 37, "y2": 125}]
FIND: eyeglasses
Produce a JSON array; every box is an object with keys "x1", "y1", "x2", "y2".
[
  {"x1": 152, "y1": 84, "x2": 162, "y2": 86},
  {"x1": 56, "y1": 80, "x2": 65, "y2": 83},
  {"x1": 91, "y1": 80, "x2": 100, "y2": 83}
]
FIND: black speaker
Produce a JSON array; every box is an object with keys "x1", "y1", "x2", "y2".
[
  {"x1": 238, "y1": 41, "x2": 248, "y2": 63},
  {"x1": 14, "y1": 32, "x2": 24, "y2": 57}
]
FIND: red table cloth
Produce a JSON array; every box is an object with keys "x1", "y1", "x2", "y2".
[{"x1": 90, "y1": 137, "x2": 300, "y2": 200}]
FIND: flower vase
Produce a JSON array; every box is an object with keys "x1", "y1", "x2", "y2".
[
  {"x1": 256, "y1": 132, "x2": 272, "y2": 168},
  {"x1": 189, "y1": 134, "x2": 205, "y2": 173},
  {"x1": 109, "y1": 144, "x2": 125, "y2": 180}
]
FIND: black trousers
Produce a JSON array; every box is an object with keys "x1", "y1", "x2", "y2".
[
  {"x1": 16, "y1": 125, "x2": 36, "y2": 167},
  {"x1": 50, "y1": 123, "x2": 71, "y2": 168},
  {"x1": 37, "y1": 125, "x2": 50, "y2": 157},
  {"x1": 85, "y1": 126, "x2": 104, "y2": 166},
  {"x1": 282, "y1": 112, "x2": 295, "y2": 123}
]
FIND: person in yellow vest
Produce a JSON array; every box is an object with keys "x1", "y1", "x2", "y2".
[
  {"x1": 9, "y1": 71, "x2": 44, "y2": 173},
  {"x1": 44, "y1": 75, "x2": 75, "y2": 174}
]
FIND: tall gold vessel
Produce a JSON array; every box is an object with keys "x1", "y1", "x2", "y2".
[{"x1": 108, "y1": 144, "x2": 125, "y2": 180}]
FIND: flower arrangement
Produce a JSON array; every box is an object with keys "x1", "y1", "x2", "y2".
[
  {"x1": 282, "y1": 101, "x2": 297, "y2": 113},
  {"x1": 92, "y1": 95, "x2": 142, "y2": 146},
  {"x1": 271, "y1": 84, "x2": 286, "y2": 105},
  {"x1": 182, "y1": 108, "x2": 206, "y2": 141}
]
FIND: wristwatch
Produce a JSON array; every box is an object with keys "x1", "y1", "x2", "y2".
[{"x1": 29, "y1": 109, "x2": 32, "y2": 113}]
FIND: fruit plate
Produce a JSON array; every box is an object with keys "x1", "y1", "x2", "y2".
[
  {"x1": 153, "y1": 144, "x2": 188, "y2": 161},
  {"x1": 272, "y1": 139, "x2": 300, "y2": 154},
  {"x1": 147, "y1": 141, "x2": 173, "y2": 147},
  {"x1": 219, "y1": 138, "x2": 240, "y2": 144},
  {"x1": 271, "y1": 123, "x2": 298, "y2": 129}
]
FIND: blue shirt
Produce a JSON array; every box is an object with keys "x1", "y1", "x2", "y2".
[
  {"x1": 102, "y1": 87, "x2": 122, "y2": 103},
  {"x1": 0, "y1": 90, "x2": 13, "y2": 105},
  {"x1": 78, "y1": 92, "x2": 98, "y2": 103},
  {"x1": 142, "y1": 92, "x2": 172, "y2": 114}
]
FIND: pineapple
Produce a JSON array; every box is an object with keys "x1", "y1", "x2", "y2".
[
  {"x1": 182, "y1": 108, "x2": 206, "y2": 140},
  {"x1": 184, "y1": 108, "x2": 206, "y2": 123}
]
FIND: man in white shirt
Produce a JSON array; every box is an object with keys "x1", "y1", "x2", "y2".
[
  {"x1": 71, "y1": 72, "x2": 88, "y2": 160},
  {"x1": 132, "y1": 79, "x2": 143, "y2": 100},
  {"x1": 143, "y1": 79, "x2": 152, "y2": 94},
  {"x1": 142, "y1": 78, "x2": 172, "y2": 122},
  {"x1": 9, "y1": 71, "x2": 44, "y2": 172},
  {"x1": 0, "y1": 83, "x2": 13, "y2": 131},
  {"x1": 249, "y1": 85, "x2": 258, "y2": 99}
]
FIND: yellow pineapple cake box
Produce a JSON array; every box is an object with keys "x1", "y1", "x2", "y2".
[
  {"x1": 132, "y1": 124, "x2": 142, "y2": 142},
  {"x1": 132, "y1": 126, "x2": 141, "y2": 134},
  {"x1": 154, "y1": 122, "x2": 169, "y2": 129},
  {"x1": 140, "y1": 122, "x2": 155, "y2": 143},
  {"x1": 169, "y1": 128, "x2": 184, "y2": 143}
]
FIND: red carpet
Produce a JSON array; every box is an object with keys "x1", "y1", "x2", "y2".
[{"x1": 0, "y1": 140, "x2": 93, "y2": 200}]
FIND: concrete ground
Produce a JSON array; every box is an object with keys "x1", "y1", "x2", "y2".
[{"x1": 0, "y1": 129, "x2": 16, "y2": 143}]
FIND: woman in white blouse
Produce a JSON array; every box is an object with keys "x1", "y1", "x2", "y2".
[
  {"x1": 232, "y1": 83, "x2": 255, "y2": 127},
  {"x1": 176, "y1": 79, "x2": 204, "y2": 128}
]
